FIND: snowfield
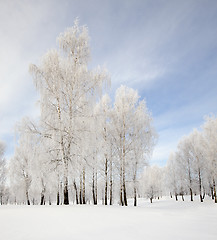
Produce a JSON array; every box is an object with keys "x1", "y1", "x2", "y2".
[{"x1": 0, "y1": 197, "x2": 217, "y2": 240}]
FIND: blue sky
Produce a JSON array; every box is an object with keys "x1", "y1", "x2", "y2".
[{"x1": 1, "y1": 0, "x2": 217, "y2": 165}]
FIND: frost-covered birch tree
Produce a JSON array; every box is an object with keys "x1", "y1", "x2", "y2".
[
  {"x1": 94, "y1": 94, "x2": 112, "y2": 205},
  {"x1": 0, "y1": 141, "x2": 7, "y2": 205},
  {"x1": 29, "y1": 19, "x2": 109, "y2": 205},
  {"x1": 202, "y1": 116, "x2": 217, "y2": 203},
  {"x1": 111, "y1": 86, "x2": 157, "y2": 206}
]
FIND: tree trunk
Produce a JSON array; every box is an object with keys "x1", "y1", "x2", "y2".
[
  {"x1": 202, "y1": 186, "x2": 206, "y2": 200},
  {"x1": 213, "y1": 179, "x2": 217, "y2": 203},
  {"x1": 181, "y1": 194, "x2": 184, "y2": 201},
  {"x1": 95, "y1": 169, "x2": 98, "y2": 205},
  {"x1": 122, "y1": 133, "x2": 127, "y2": 206},
  {"x1": 82, "y1": 167, "x2": 86, "y2": 204},
  {"x1": 57, "y1": 191, "x2": 60, "y2": 205},
  {"x1": 40, "y1": 193, "x2": 45, "y2": 205},
  {"x1": 123, "y1": 178, "x2": 127, "y2": 206},
  {"x1": 190, "y1": 188, "x2": 193, "y2": 201},
  {"x1": 134, "y1": 186, "x2": 137, "y2": 206},
  {"x1": 63, "y1": 177, "x2": 69, "y2": 205},
  {"x1": 92, "y1": 169, "x2": 97, "y2": 205},
  {"x1": 119, "y1": 162, "x2": 124, "y2": 206},
  {"x1": 150, "y1": 197, "x2": 153, "y2": 203},
  {"x1": 175, "y1": 193, "x2": 178, "y2": 201},
  {"x1": 109, "y1": 164, "x2": 113, "y2": 205},
  {"x1": 79, "y1": 174, "x2": 82, "y2": 204},
  {"x1": 73, "y1": 181, "x2": 79, "y2": 204},
  {"x1": 104, "y1": 157, "x2": 108, "y2": 205},
  {"x1": 210, "y1": 185, "x2": 214, "y2": 200},
  {"x1": 26, "y1": 191, "x2": 30, "y2": 205},
  {"x1": 63, "y1": 154, "x2": 69, "y2": 205},
  {"x1": 198, "y1": 168, "x2": 203, "y2": 202}
]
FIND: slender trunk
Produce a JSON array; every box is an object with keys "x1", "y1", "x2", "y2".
[
  {"x1": 40, "y1": 193, "x2": 45, "y2": 205},
  {"x1": 40, "y1": 183, "x2": 46, "y2": 205},
  {"x1": 122, "y1": 131, "x2": 127, "y2": 206},
  {"x1": 190, "y1": 187, "x2": 193, "y2": 201},
  {"x1": 92, "y1": 169, "x2": 97, "y2": 205},
  {"x1": 82, "y1": 167, "x2": 86, "y2": 204},
  {"x1": 120, "y1": 165, "x2": 123, "y2": 206},
  {"x1": 198, "y1": 168, "x2": 203, "y2": 202},
  {"x1": 26, "y1": 191, "x2": 30, "y2": 205},
  {"x1": 134, "y1": 187, "x2": 137, "y2": 206},
  {"x1": 79, "y1": 174, "x2": 82, "y2": 204},
  {"x1": 187, "y1": 160, "x2": 193, "y2": 202},
  {"x1": 210, "y1": 185, "x2": 214, "y2": 200},
  {"x1": 181, "y1": 194, "x2": 184, "y2": 201},
  {"x1": 57, "y1": 191, "x2": 60, "y2": 205},
  {"x1": 119, "y1": 140, "x2": 124, "y2": 206},
  {"x1": 175, "y1": 193, "x2": 178, "y2": 201},
  {"x1": 150, "y1": 197, "x2": 153, "y2": 203},
  {"x1": 105, "y1": 157, "x2": 108, "y2": 205},
  {"x1": 202, "y1": 187, "x2": 205, "y2": 200},
  {"x1": 95, "y1": 169, "x2": 98, "y2": 205},
  {"x1": 63, "y1": 154, "x2": 69, "y2": 205},
  {"x1": 109, "y1": 161, "x2": 113, "y2": 205},
  {"x1": 73, "y1": 181, "x2": 79, "y2": 204},
  {"x1": 123, "y1": 175, "x2": 127, "y2": 206},
  {"x1": 63, "y1": 176, "x2": 69, "y2": 205},
  {"x1": 213, "y1": 179, "x2": 217, "y2": 203},
  {"x1": 133, "y1": 171, "x2": 137, "y2": 206}
]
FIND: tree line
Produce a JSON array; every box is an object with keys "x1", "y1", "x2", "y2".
[
  {"x1": 0, "y1": 20, "x2": 216, "y2": 206},
  {"x1": 0, "y1": 20, "x2": 156, "y2": 206},
  {"x1": 165, "y1": 116, "x2": 217, "y2": 203},
  {"x1": 138, "y1": 116, "x2": 217, "y2": 204}
]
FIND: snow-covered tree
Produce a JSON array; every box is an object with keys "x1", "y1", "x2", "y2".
[
  {"x1": 141, "y1": 166, "x2": 163, "y2": 203},
  {"x1": 166, "y1": 153, "x2": 179, "y2": 200},
  {"x1": 202, "y1": 116, "x2": 217, "y2": 203},
  {"x1": 94, "y1": 94, "x2": 112, "y2": 205},
  {"x1": 111, "y1": 86, "x2": 157, "y2": 206},
  {"x1": 0, "y1": 141, "x2": 7, "y2": 205},
  {"x1": 29, "y1": 19, "x2": 109, "y2": 205},
  {"x1": 188, "y1": 129, "x2": 206, "y2": 202},
  {"x1": 176, "y1": 136, "x2": 195, "y2": 201},
  {"x1": 10, "y1": 130, "x2": 36, "y2": 205}
]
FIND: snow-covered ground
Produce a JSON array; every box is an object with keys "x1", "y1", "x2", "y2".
[{"x1": 0, "y1": 197, "x2": 217, "y2": 240}]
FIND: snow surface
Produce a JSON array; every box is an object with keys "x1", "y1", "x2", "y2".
[{"x1": 0, "y1": 197, "x2": 217, "y2": 240}]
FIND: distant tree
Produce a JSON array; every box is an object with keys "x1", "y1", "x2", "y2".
[
  {"x1": 166, "y1": 153, "x2": 179, "y2": 201},
  {"x1": 188, "y1": 129, "x2": 206, "y2": 202},
  {"x1": 0, "y1": 141, "x2": 6, "y2": 205},
  {"x1": 176, "y1": 136, "x2": 195, "y2": 201},
  {"x1": 141, "y1": 166, "x2": 162, "y2": 203},
  {"x1": 10, "y1": 125, "x2": 36, "y2": 205},
  {"x1": 202, "y1": 116, "x2": 217, "y2": 203}
]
